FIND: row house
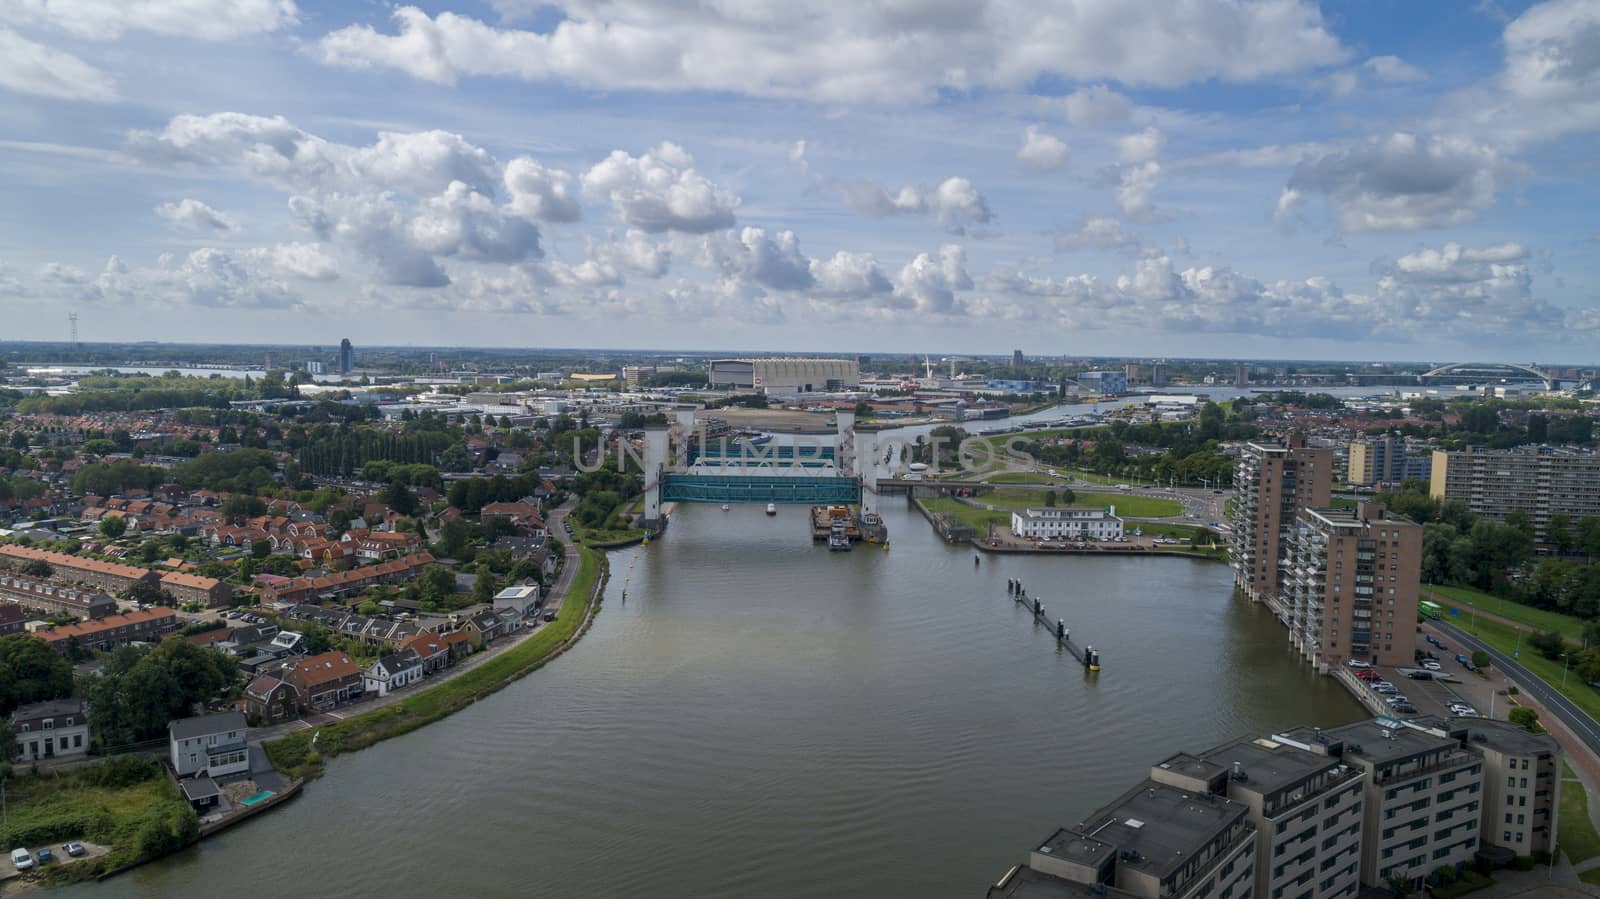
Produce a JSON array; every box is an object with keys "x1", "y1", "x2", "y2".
[
  {"x1": 36, "y1": 607, "x2": 179, "y2": 654},
  {"x1": 283, "y1": 651, "x2": 363, "y2": 711},
  {"x1": 160, "y1": 571, "x2": 235, "y2": 608},
  {"x1": 244, "y1": 674, "x2": 299, "y2": 724},
  {"x1": 479, "y1": 501, "x2": 546, "y2": 536},
  {"x1": 0, "y1": 573, "x2": 119, "y2": 619},
  {"x1": 363, "y1": 648, "x2": 424, "y2": 696},
  {"x1": 282, "y1": 603, "x2": 425, "y2": 649},
  {"x1": 256, "y1": 552, "x2": 437, "y2": 606},
  {"x1": 0, "y1": 545, "x2": 161, "y2": 594}
]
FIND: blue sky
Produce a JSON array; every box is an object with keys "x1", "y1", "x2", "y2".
[{"x1": 1, "y1": 0, "x2": 1598, "y2": 362}]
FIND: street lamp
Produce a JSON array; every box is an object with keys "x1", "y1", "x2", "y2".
[{"x1": 1563, "y1": 652, "x2": 1572, "y2": 690}]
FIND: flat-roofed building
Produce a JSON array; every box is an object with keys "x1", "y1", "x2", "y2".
[
  {"x1": 1229, "y1": 436, "x2": 1332, "y2": 609},
  {"x1": 1315, "y1": 717, "x2": 1484, "y2": 889},
  {"x1": 1429, "y1": 447, "x2": 1600, "y2": 540},
  {"x1": 1348, "y1": 436, "x2": 1407, "y2": 487},
  {"x1": 707, "y1": 358, "x2": 859, "y2": 394},
  {"x1": 1186, "y1": 734, "x2": 1366, "y2": 899},
  {"x1": 1010, "y1": 506, "x2": 1124, "y2": 541},
  {"x1": 993, "y1": 780, "x2": 1256, "y2": 899},
  {"x1": 1458, "y1": 717, "x2": 1560, "y2": 857},
  {"x1": 1286, "y1": 504, "x2": 1422, "y2": 670}
]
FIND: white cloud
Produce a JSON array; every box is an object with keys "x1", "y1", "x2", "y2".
[
  {"x1": 5, "y1": 0, "x2": 297, "y2": 40},
  {"x1": 65, "y1": 249, "x2": 307, "y2": 310},
  {"x1": 1116, "y1": 162, "x2": 1162, "y2": 219},
  {"x1": 809, "y1": 251, "x2": 893, "y2": 298},
  {"x1": 1054, "y1": 217, "x2": 1140, "y2": 252},
  {"x1": 129, "y1": 112, "x2": 578, "y2": 286},
  {"x1": 1503, "y1": 0, "x2": 1600, "y2": 99},
  {"x1": 845, "y1": 176, "x2": 993, "y2": 230},
  {"x1": 0, "y1": 27, "x2": 117, "y2": 102},
  {"x1": 255, "y1": 243, "x2": 338, "y2": 280},
  {"x1": 1286, "y1": 133, "x2": 1511, "y2": 232},
  {"x1": 155, "y1": 198, "x2": 237, "y2": 234},
  {"x1": 1017, "y1": 126, "x2": 1070, "y2": 171},
  {"x1": 581, "y1": 142, "x2": 738, "y2": 234},
  {"x1": 1272, "y1": 187, "x2": 1305, "y2": 233},
  {"x1": 592, "y1": 229, "x2": 671, "y2": 277},
  {"x1": 1365, "y1": 55, "x2": 1427, "y2": 82},
  {"x1": 315, "y1": 1, "x2": 1347, "y2": 103},
  {"x1": 1058, "y1": 84, "x2": 1133, "y2": 126},
  {"x1": 1117, "y1": 127, "x2": 1164, "y2": 164},
  {"x1": 895, "y1": 244, "x2": 972, "y2": 313},
  {"x1": 700, "y1": 227, "x2": 815, "y2": 291},
  {"x1": 1391, "y1": 241, "x2": 1528, "y2": 281}
]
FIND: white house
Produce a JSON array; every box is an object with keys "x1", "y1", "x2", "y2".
[
  {"x1": 1010, "y1": 505, "x2": 1124, "y2": 540},
  {"x1": 169, "y1": 711, "x2": 249, "y2": 778},
  {"x1": 10, "y1": 699, "x2": 90, "y2": 762},
  {"x1": 363, "y1": 649, "x2": 423, "y2": 697},
  {"x1": 493, "y1": 584, "x2": 541, "y2": 618}
]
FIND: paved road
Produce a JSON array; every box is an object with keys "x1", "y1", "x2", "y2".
[{"x1": 1434, "y1": 619, "x2": 1600, "y2": 755}]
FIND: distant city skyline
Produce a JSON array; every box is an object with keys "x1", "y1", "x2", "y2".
[{"x1": 2, "y1": 1, "x2": 1599, "y2": 359}]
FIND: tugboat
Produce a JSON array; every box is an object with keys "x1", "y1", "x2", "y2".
[
  {"x1": 766, "y1": 503, "x2": 777, "y2": 516},
  {"x1": 721, "y1": 504, "x2": 731, "y2": 511}
]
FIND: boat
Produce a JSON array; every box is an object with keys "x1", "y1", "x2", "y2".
[
  {"x1": 721, "y1": 504, "x2": 731, "y2": 511},
  {"x1": 828, "y1": 524, "x2": 852, "y2": 552},
  {"x1": 766, "y1": 503, "x2": 777, "y2": 516}
]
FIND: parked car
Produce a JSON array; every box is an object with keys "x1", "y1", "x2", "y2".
[
  {"x1": 1422, "y1": 661, "x2": 1442, "y2": 671},
  {"x1": 1407, "y1": 670, "x2": 1433, "y2": 680},
  {"x1": 35, "y1": 848, "x2": 53, "y2": 865},
  {"x1": 1386, "y1": 695, "x2": 1409, "y2": 704},
  {"x1": 1347, "y1": 660, "x2": 1371, "y2": 669},
  {"x1": 63, "y1": 842, "x2": 85, "y2": 858},
  {"x1": 1375, "y1": 684, "x2": 1398, "y2": 695},
  {"x1": 1393, "y1": 703, "x2": 1419, "y2": 714},
  {"x1": 1425, "y1": 634, "x2": 1440, "y2": 647},
  {"x1": 543, "y1": 610, "x2": 557, "y2": 622},
  {"x1": 11, "y1": 848, "x2": 32, "y2": 871}
]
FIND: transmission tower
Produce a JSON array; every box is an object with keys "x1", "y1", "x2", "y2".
[{"x1": 68, "y1": 312, "x2": 80, "y2": 350}]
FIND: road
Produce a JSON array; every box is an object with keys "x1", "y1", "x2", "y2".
[{"x1": 1433, "y1": 619, "x2": 1600, "y2": 755}]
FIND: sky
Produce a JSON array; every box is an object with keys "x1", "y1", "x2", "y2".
[{"x1": 1, "y1": 0, "x2": 1599, "y2": 362}]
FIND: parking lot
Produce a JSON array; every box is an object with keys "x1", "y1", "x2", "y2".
[{"x1": 1344, "y1": 633, "x2": 1500, "y2": 721}]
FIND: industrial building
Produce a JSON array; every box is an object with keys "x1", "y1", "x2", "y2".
[
  {"x1": 1429, "y1": 447, "x2": 1600, "y2": 540},
  {"x1": 1075, "y1": 370, "x2": 1127, "y2": 394},
  {"x1": 1229, "y1": 436, "x2": 1332, "y2": 605},
  {"x1": 708, "y1": 358, "x2": 859, "y2": 394},
  {"x1": 1285, "y1": 504, "x2": 1422, "y2": 669}
]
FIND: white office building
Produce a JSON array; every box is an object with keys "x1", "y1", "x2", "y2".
[{"x1": 1010, "y1": 506, "x2": 1124, "y2": 540}]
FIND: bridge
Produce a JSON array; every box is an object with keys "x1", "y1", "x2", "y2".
[
  {"x1": 642, "y1": 410, "x2": 881, "y2": 524},
  {"x1": 1418, "y1": 361, "x2": 1554, "y2": 390}
]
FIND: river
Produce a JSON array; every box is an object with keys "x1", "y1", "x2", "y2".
[{"x1": 73, "y1": 500, "x2": 1363, "y2": 899}]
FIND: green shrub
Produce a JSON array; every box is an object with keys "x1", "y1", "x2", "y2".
[{"x1": 88, "y1": 753, "x2": 161, "y2": 789}]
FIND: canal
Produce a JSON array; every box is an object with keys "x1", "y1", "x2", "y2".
[{"x1": 76, "y1": 500, "x2": 1363, "y2": 898}]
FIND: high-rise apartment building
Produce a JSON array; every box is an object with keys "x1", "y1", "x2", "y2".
[
  {"x1": 1430, "y1": 447, "x2": 1600, "y2": 539},
  {"x1": 1234, "y1": 364, "x2": 1249, "y2": 387},
  {"x1": 338, "y1": 338, "x2": 355, "y2": 375},
  {"x1": 1011, "y1": 349, "x2": 1025, "y2": 370},
  {"x1": 1230, "y1": 437, "x2": 1332, "y2": 605},
  {"x1": 989, "y1": 777, "x2": 1257, "y2": 899},
  {"x1": 1151, "y1": 362, "x2": 1168, "y2": 387},
  {"x1": 1346, "y1": 436, "x2": 1407, "y2": 487},
  {"x1": 1285, "y1": 505, "x2": 1421, "y2": 669},
  {"x1": 1180, "y1": 736, "x2": 1365, "y2": 899},
  {"x1": 1310, "y1": 718, "x2": 1485, "y2": 889},
  {"x1": 1122, "y1": 362, "x2": 1140, "y2": 386},
  {"x1": 1465, "y1": 719, "x2": 1559, "y2": 857}
]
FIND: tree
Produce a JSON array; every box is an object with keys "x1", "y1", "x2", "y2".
[
  {"x1": 437, "y1": 518, "x2": 472, "y2": 558},
  {"x1": 124, "y1": 579, "x2": 166, "y2": 606},
  {"x1": 1508, "y1": 706, "x2": 1540, "y2": 731},
  {"x1": 19, "y1": 559, "x2": 53, "y2": 578},
  {"x1": 251, "y1": 538, "x2": 272, "y2": 559},
  {"x1": 1527, "y1": 630, "x2": 1566, "y2": 660},
  {"x1": 1043, "y1": 490, "x2": 1057, "y2": 507},
  {"x1": 357, "y1": 599, "x2": 383, "y2": 617},
  {"x1": 220, "y1": 493, "x2": 266, "y2": 519},
  {"x1": 1470, "y1": 650, "x2": 1490, "y2": 670},
  {"x1": 0, "y1": 634, "x2": 75, "y2": 714},
  {"x1": 1547, "y1": 513, "x2": 1574, "y2": 552},
  {"x1": 472, "y1": 564, "x2": 499, "y2": 605}
]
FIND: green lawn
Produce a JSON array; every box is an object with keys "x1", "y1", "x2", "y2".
[
  {"x1": 923, "y1": 497, "x2": 1010, "y2": 532},
  {"x1": 1453, "y1": 616, "x2": 1600, "y2": 721},
  {"x1": 976, "y1": 487, "x2": 1183, "y2": 519},
  {"x1": 1429, "y1": 584, "x2": 1584, "y2": 639},
  {"x1": 1561, "y1": 764, "x2": 1600, "y2": 865},
  {"x1": 987, "y1": 471, "x2": 1060, "y2": 485},
  {"x1": 266, "y1": 545, "x2": 603, "y2": 776}
]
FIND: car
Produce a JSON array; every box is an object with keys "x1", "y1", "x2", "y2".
[
  {"x1": 1212, "y1": 489, "x2": 1224, "y2": 494},
  {"x1": 1385, "y1": 693, "x2": 1408, "y2": 702},
  {"x1": 1375, "y1": 685, "x2": 1398, "y2": 695},
  {"x1": 1422, "y1": 661, "x2": 1442, "y2": 671},
  {"x1": 11, "y1": 848, "x2": 32, "y2": 871},
  {"x1": 1347, "y1": 660, "x2": 1371, "y2": 669},
  {"x1": 35, "y1": 848, "x2": 53, "y2": 864},
  {"x1": 543, "y1": 610, "x2": 556, "y2": 622},
  {"x1": 1425, "y1": 635, "x2": 1439, "y2": 646},
  {"x1": 1407, "y1": 670, "x2": 1433, "y2": 680},
  {"x1": 1393, "y1": 703, "x2": 1419, "y2": 714},
  {"x1": 1454, "y1": 707, "x2": 1480, "y2": 718},
  {"x1": 1357, "y1": 670, "x2": 1381, "y2": 681},
  {"x1": 62, "y1": 842, "x2": 85, "y2": 858}
]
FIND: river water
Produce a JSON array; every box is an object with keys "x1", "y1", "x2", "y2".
[{"x1": 75, "y1": 500, "x2": 1362, "y2": 899}]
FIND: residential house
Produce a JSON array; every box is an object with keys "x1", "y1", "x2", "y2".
[
  {"x1": 460, "y1": 609, "x2": 511, "y2": 648},
  {"x1": 363, "y1": 649, "x2": 423, "y2": 696},
  {"x1": 493, "y1": 584, "x2": 540, "y2": 618},
  {"x1": 10, "y1": 699, "x2": 90, "y2": 762},
  {"x1": 169, "y1": 711, "x2": 249, "y2": 778},
  {"x1": 0, "y1": 574, "x2": 119, "y2": 619},
  {"x1": 398, "y1": 632, "x2": 452, "y2": 673},
  {"x1": 244, "y1": 675, "x2": 299, "y2": 724},
  {"x1": 35, "y1": 607, "x2": 179, "y2": 654},
  {"x1": 284, "y1": 651, "x2": 363, "y2": 711},
  {"x1": 479, "y1": 501, "x2": 546, "y2": 536},
  {"x1": 0, "y1": 604, "x2": 24, "y2": 636},
  {"x1": 0, "y1": 545, "x2": 161, "y2": 593},
  {"x1": 160, "y1": 571, "x2": 235, "y2": 608}
]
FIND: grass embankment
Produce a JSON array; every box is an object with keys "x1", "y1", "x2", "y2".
[
  {"x1": 1561, "y1": 763, "x2": 1600, "y2": 868},
  {"x1": 265, "y1": 545, "x2": 606, "y2": 778},
  {"x1": 1429, "y1": 584, "x2": 1584, "y2": 639},
  {"x1": 1450, "y1": 616, "x2": 1600, "y2": 722},
  {"x1": 974, "y1": 487, "x2": 1183, "y2": 519},
  {"x1": 922, "y1": 496, "x2": 1009, "y2": 532},
  {"x1": 0, "y1": 756, "x2": 197, "y2": 886}
]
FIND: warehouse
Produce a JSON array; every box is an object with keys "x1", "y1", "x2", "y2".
[{"x1": 708, "y1": 358, "x2": 860, "y2": 394}]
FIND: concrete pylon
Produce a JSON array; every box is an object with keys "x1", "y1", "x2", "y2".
[
  {"x1": 643, "y1": 427, "x2": 669, "y2": 524},
  {"x1": 834, "y1": 410, "x2": 855, "y2": 477},
  {"x1": 670, "y1": 408, "x2": 697, "y2": 469},
  {"x1": 857, "y1": 428, "x2": 879, "y2": 515}
]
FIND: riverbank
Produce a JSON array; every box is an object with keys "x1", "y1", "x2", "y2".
[
  {"x1": 910, "y1": 496, "x2": 1227, "y2": 562},
  {"x1": 264, "y1": 544, "x2": 608, "y2": 778}
]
